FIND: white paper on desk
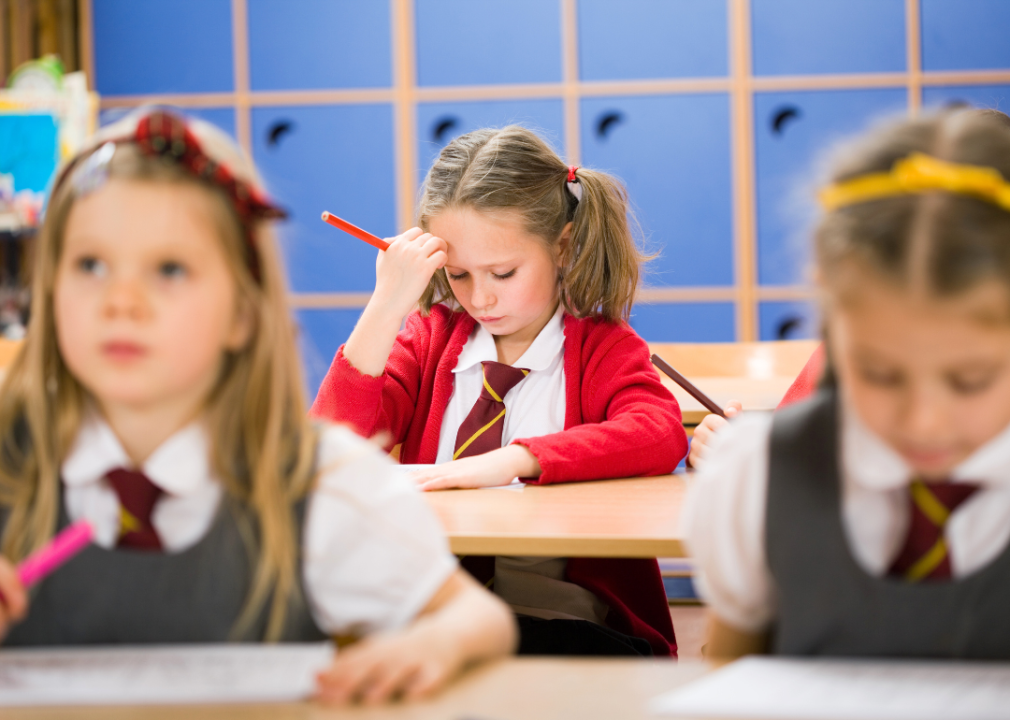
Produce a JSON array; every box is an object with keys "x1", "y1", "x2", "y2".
[
  {"x1": 396, "y1": 464, "x2": 525, "y2": 491},
  {"x1": 0, "y1": 643, "x2": 334, "y2": 706},
  {"x1": 650, "y1": 657, "x2": 1010, "y2": 720}
]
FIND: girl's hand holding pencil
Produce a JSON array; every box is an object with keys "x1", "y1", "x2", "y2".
[
  {"x1": 371, "y1": 227, "x2": 448, "y2": 324},
  {"x1": 688, "y1": 401, "x2": 742, "y2": 470},
  {"x1": 330, "y1": 217, "x2": 447, "y2": 379},
  {"x1": 0, "y1": 556, "x2": 27, "y2": 639}
]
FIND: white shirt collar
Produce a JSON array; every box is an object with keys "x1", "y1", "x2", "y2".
[
  {"x1": 62, "y1": 411, "x2": 215, "y2": 497},
  {"x1": 842, "y1": 393, "x2": 1010, "y2": 490},
  {"x1": 453, "y1": 304, "x2": 565, "y2": 374}
]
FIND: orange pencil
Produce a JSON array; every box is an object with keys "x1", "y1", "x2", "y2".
[{"x1": 321, "y1": 211, "x2": 390, "y2": 251}]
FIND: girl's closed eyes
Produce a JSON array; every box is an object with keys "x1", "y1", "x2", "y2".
[{"x1": 446, "y1": 269, "x2": 517, "y2": 281}]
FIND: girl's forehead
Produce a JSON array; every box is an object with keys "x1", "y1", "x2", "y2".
[
  {"x1": 433, "y1": 207, "x2": 547, "y2": 262},
  {"x1": 64, "y1": 179, "x2": 221, "y2": 253}
]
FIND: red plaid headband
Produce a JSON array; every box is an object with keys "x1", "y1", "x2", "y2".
[{"x1": 55, "y1": 110, "x2": 286, "y2": 282}]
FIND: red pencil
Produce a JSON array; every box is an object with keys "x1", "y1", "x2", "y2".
[{"x1": 321, "y1": 211, "x2": 390, "y2": 251}]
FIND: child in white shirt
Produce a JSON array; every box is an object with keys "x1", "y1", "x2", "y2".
[{"x1": 0, "y1": 109, "x2": 514, "y2": 704}]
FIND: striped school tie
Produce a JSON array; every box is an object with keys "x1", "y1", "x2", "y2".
[
  {"x1": 106, "y1": 468, "x2": 164, "y2": 551},
  {"x1": 888, "y1": 479, "x2": 979, "y2": 581},
  {"x1": 452, "y1": 361, "x2": 529, "y2": 460},
  {"x1": 453, "y1": 361, "x2": 528, "y2": 588}
]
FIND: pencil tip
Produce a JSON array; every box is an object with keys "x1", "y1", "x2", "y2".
[{"x1": 321, "y1": 211, "x2": 329, "y2": 221}]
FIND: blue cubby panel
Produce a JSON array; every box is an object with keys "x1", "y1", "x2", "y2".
[
  {"x1": 578, "y1": 0, "x2": 726, "y2": 81},
  {"x1": 295, "y1": 308, "x2": 364, "y2": 402},
  {"x1": 629, "y1": 302, "x2": 735, "y2": 342},
  {"x1": 0, "y1": 114, "x2": 58, "y2": 193},
  {"x1": 752, "y1": 0, "x2": 905, "y2": 76},
  {"x1": 248, "y1": 1, "x2": 390, "y2": 90},
  {"x1": 754, "y1": 88, "x2": 908, "y2": 286},
  {"x1": 922, "y1": 85, "x2": 1010, "y2": 114},
  {"x1": 922, "y1": 0, "x2": 1010, "y2": 71},
  {"x1": 581, "y1": 94, "x2": 733, "y2": 287},
  {"x1": 758, "y1": 301, "x2": 819, "y2": 341},
  {"x1": 415, "y1": 0, "x2": 561, "y2": 86},
  {"x1": 252, "y1": 104, "x2": 395, "y2": 293},
  {"x1": 99, "y1": 107, "x2": 236, "y2": 138},
  {"x1": 417, "y1": 100, "x2": 565, "y2": 182},
  {"x1": 92, "y1": 0, "x2": 233, "y2": 95}
]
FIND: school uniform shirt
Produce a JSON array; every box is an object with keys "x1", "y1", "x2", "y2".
[
  {"x1": 433, "y1": 305, "x2": 606, "y2": 625},
  {"x1": 434, "y1": 304, "x2": 566, "y2": 464},
  {"x1": 311, "y1": 303, "x2": 687, "y2": 656},
  {"x1": 62, "y1": 413, "x2": 457, "y2": 636},
  {"x1": 684, "y1": 395, "x2": 1010, "y2": 634}
]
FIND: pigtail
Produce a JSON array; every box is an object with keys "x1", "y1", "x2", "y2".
[{"x1": 562, "y1": 169, "x2": 647, "y2": 321}]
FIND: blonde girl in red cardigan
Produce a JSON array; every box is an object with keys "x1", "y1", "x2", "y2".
[{"x1": 312, "y1": 126, "x2": 687, "y2": 657}]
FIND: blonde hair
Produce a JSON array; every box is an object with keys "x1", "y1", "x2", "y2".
[
  {"x1": 0, "y1": 109, "x2": 317, "y2": 641},
  {"x1": 417, "y1": 125, "x2": 648, "y2": 321},
  {"x1": 816, "y1": 108, "x2": 1010, "y2": 306}
]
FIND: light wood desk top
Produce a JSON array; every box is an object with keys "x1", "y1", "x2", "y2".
[
  {"x1": 424, "y1": 475, "x2": 687, "y2": 558},
  {"x1": 1, "y1": 658, "x2": 711, "y2": 720}
]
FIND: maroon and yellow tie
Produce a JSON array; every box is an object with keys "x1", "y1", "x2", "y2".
[
  {"x1": 106, "y1": 468, "x2": 164, "y2": 551},
  {"x1": 452, "y1": 361, "x2": 529, "y2": 460},
  {"x1": 888, "y1": 479, "x2": 979, "y2": 582},
  {"x1": 453, "y1": 361, "x2": 528, "y2": 588}
]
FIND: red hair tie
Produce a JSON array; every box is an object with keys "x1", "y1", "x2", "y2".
[{"x1": 567, "y1": 166, "x2": 579, "y2": 183}]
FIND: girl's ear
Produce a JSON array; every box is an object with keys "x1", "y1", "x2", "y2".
[
  {"x1": 226, "y1": 296, "x2": 256, "y2": 351},
  {"x1": 557, "y1": 222, "x2": 573, "y2": 267}
]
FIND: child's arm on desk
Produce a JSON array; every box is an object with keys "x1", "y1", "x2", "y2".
[{"x1": 315, "y1": 569, "x2": 516, "y2": 705}]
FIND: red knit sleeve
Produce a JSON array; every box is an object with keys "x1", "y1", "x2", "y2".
[
  {"x1": 309, "y1": 313, "x2": 428, "y2": 447},
  {"x1": 514, "y1": 329, "x2": 688, "y2": 484},
  {"x1": 777, "y1": 344, "x2": 825, "y2": 409}
]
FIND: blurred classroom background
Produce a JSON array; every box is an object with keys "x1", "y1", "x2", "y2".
[{"x1": 3, "y1": 1, "x2": 1010, "y2": 398}]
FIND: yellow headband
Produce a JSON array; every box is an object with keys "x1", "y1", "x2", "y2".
[{"x1": 818, "y1": 152, "x2": 1010, "y2": 212}]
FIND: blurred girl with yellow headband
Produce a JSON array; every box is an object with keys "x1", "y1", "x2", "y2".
[{"x1": 685, "y1": 107, "x2": 1010, "y2": 660}]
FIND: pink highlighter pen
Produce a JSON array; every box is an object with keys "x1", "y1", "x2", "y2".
[{"x1": 17, "y1": 521, "x2": 93, "y2": 588}]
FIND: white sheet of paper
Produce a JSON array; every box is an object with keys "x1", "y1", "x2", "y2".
[
  {"x1": 651, "y1": 657, "x2": 1010, "y2": 720},
  {"x1": 397, "y1": 464, "x2": 525, "y2": 491},
  {"x1": 0, "y1": 643, "x2": 334, "y2": 706}
]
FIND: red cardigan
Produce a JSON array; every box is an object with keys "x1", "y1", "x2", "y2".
[{"x1": 311, "y1": 305, "x2": 688, "y2": 656}]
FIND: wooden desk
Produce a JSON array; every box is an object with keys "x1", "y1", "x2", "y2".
[
  {"x1": 1, "y1": 658, "x2": 711, "y2": 720},
  {"x1": 424, "y1": 475, "x2": 687, "y2": 558}
]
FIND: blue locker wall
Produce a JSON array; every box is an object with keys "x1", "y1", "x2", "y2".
[
  {"x1": 415, "y1": 0, "x2": 562, "y2": 86},
  {"x1": 248, "y1": 1, "x2": 391, "y2": 91},
  {"x1": 921, "y1": 0, "x2": 1010, "y2": 71},
  {"x1": 578, "y1": 0, "x2": 727, "y2": 81},
  {"x1": 581, "y1": 94, "x2": 734, "y2": 289},
  {"x1": 752, "y1": 0, "x2": 906, "y2": 76},
  {"x1": 92, "y1": 0, "x2": 233, "y2": 95},
  {"x1": 754, "y1": 88, "x2": 908, "y2": 286},
  {"x1": 295, "y1": 308, "x2": 364, "y2": 402},
  {"x1": 630, "y1": 303, "x2": 736, "y2": 343},
  {"x1": 88, "y1": 1, "x2": 1010, "y2": 399},
  {"x1": 417, "y1": 100, "x2": 566, "y2": 182},
  {"x1": 251, "y1": 104, "x2": 396, "y2": 294},
  {"x1": 759, "y1": 301, "x2": 819, "y2": 342}
]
